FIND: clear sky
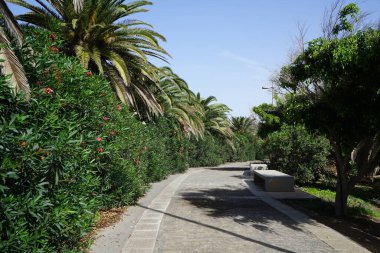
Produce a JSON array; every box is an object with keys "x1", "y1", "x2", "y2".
[{"x1": 9, "y1": 0, "x2": 380, "y2": 117}]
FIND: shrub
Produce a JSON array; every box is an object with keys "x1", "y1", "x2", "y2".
[
  {"x1": 188, "y1": 135, "x2": 229, "y2": 167},
  {"x1": 0, "y1": 27, "x2": 189, "y2": 251},
  {"x1": 188, "y1": 132, "x2": 263, "y2": 167},
  {"x1": 230, "y1": 133, "x2": 262, "y2": 162},
  {"x1": 264, "y1": 125, "x2": 331, "y2": 184},
  {"x1": 0, "y1": 26, "x2": 260, "y2": 252}
]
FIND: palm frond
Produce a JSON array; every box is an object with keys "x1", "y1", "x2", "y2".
[
  {"x1": 72, "y1": 0, "x2": 83, "y2": 14},
  {"x1": 0, "y1": 28, "x2": 29, "y2": 99},
  {"x1": 1, "y1": 0, "x2": 23, "y2": 45}
]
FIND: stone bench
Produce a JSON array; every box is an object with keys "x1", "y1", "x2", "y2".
[
  {"x1": 250, "y1": 163, "x2": 268, "y2": 171},
  {"x1": 253, "y1": 170, "x2": 294, "y2": 192}
]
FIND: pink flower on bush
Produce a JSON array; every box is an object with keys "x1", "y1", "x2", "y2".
[
  {"x1": 96, "y1": 137, "x2": 102, "y2": 142},
  {"x1": 97, "y1": 147, "x2": 103, "y2": 153},
  {"x1": 86, "y1": 71, "x2": 93, "y2": 77},
  {"x1": 116, "y1": 105, "x2": 122, "y2": 111},
  {"x1": 110, "y1": 131, "x2": 116, "y2": 136},
  {"x1": 44, "y1": 87, "x2": 54, "y2": 95},
  {"x1": 103, "y1": 116, "x2": 109, "y2": 122},
  {"x1": 50, "y1": 34, "x2": 55, "y2": 41}
]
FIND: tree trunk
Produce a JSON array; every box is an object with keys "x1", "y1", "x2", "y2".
[
  {"x1": 335, "y1": 172, "x2": 349, "y2": 217},
  {"x1": 332, "y1": 141, "x2": 349, "y2": 217}
]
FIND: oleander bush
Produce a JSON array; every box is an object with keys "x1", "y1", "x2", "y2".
[
  {"x1": 0, "y1": 26, "x2": 260, "y2": 252},
  {"x1": 0, "y1": 27, "x2": 188, "y2": 252}
]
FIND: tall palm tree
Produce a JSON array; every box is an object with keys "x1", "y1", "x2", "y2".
[
  {"x1": 9, "y1": 0, "x2": 168, "y2": 117},
  {"x1": 196, "y1": 93, "x2": 234, "y2": 143},
  {"x1": 0, "y1": 0, "x2": 29, "y2": 98},
  {"x1": 230, "y1": 116, "x2": 255, "y2": 134},
  {"x1": 156, "y1": 67, "x2": 204, "y2": 139}
]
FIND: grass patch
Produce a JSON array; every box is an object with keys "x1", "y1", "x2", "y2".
[
  {"x1": 298, "y1": 177, "x2": 380, "y2": 219},
  {"x1": 301, "y1": 187, "x2": 380, "y2": 219}
]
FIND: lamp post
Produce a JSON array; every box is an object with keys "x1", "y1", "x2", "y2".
[{"x1": 262, "y1": 82, "x2": 275, "y2": 106}]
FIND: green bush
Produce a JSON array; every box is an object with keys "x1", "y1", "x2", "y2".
[
  {"x1": 264, "y1": 125, "x2": 331, "y2": 184},
  {"x1": 0, "y1": 27, "x2": 189, "y2": 252},
  {"x1": 187, "y1": 132, "x2": 262, "y2": 167},
  {"x1": 188, "y1": 135, "x2": 229, "y2": 167},
  {"x1": 230, "y1": 133, "x2": 262, "y2": 162},
  {"x1": 0, "y1": 26, "x2": 259, "y2": 252}
]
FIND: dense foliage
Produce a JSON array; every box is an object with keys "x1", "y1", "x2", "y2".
[
  {"x1": 0, "y1": 28, "x2": 186, "y2": 252},
  {"x1": 252, "y1": 103, "x2": 282, "y2": 138},
  {"x1": 265, "y1": 125, "x2": 331, "y2": 184},
  {"x1": 277, "y1": 6, "x2": 380, "y2": 216},
  {"x1": 0, "y1": 24, "x2": 260, "y2": 251}
]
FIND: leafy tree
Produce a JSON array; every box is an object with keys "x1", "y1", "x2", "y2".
[
  {"x1": 9, "y1": 0, "x2": 168, "y2": 117},
  {"x1": 0, "y1": 0, "x2": 29, "y2": 98},
  {"x1": 252, "y1": 103, "x2": 282, "y2": 138},
  {"x1": 331, "y1": 3, "x2": 359, "y2": 35},
  {"x1": 279, "y1": 10, "x2": 380, "y2": 216}
]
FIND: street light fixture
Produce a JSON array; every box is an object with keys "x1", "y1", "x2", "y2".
[{"x1": 262, "y1": 82, "x2": 275, "y2": 106}]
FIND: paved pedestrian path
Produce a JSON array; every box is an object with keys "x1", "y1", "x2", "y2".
[{"x1": 91, "y1": 162, "x2": 369, "y2": 253}]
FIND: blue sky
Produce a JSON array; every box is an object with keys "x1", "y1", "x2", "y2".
[{"x1": 9, "y1": 0, "x2": 380, "y2": 117}]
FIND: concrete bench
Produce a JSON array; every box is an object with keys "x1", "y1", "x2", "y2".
[
  {"x1": 253, "y1": 170, "x2": 294, "y2": 192},
  {"x1": 250, "y1": 163, "x2": 268, "y2": 171}
]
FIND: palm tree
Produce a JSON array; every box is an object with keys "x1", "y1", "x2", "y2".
[
  {"x1": 0, "y1": 0, "x2": 29, "y2": 98},
  {"x1": 196, "y1": 93, "x2": 234, "y2": 143},
  {"x1": 230, "y1": 116, "x2": 255, "y2": 134},
  {"x1": 156, "y1": 67, "x2": 204, "y2": 139},
  {"x1": 9, "y1": 0, "x2": 168, "y2": 117}
]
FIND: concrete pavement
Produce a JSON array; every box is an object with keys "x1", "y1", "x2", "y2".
[{"x1": 90, "y1": 162, "x2": 369, "y2": 253}]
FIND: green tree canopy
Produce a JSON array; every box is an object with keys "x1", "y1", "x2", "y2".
[{"x1": 279, "y1": 25, "x2": 380, "y2": 216}]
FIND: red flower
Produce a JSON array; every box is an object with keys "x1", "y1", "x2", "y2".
[
  {"x1": 97, "y1": 147, "x2": 104, "y2": 153},
  {"x1": 49, "y1": 46, "x2": 59, "y2": 53},
  {"x1": 96, "y1": 137, "x2": 102, "y2": 142},
  {"x1": 50, "y1": 34, "x2": 55, "y2": 41},
  {"x1": 103, "y1": 116, "x2": 109, "y2": 122},
  {"x1": 86, "y1": 71, "x2": 93, "y2": 77},
  {"x1": 44, "y1": 87, "x2": 54, "y2": 95},
  {"x1": 116, "y1": 105, "x2": 122, "y2": 111}
]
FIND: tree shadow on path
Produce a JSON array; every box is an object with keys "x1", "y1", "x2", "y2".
[
  {"x1": 179, "y1": 186, "x2": 307, "y2": 234},
  {"x1": 137, "y1": 204, "x2": 296, "y2": 253}
]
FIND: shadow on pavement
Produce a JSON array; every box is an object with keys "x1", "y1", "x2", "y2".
[
  {"x1": 137, "y1": 204, "x2": 296, "y2": 253},
  {"x1": 209, "y1": 167, "x2": 248, "y2": 171},
  {"x1": 180, "y1": 187, "x2": 306, "y2": 233}
]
